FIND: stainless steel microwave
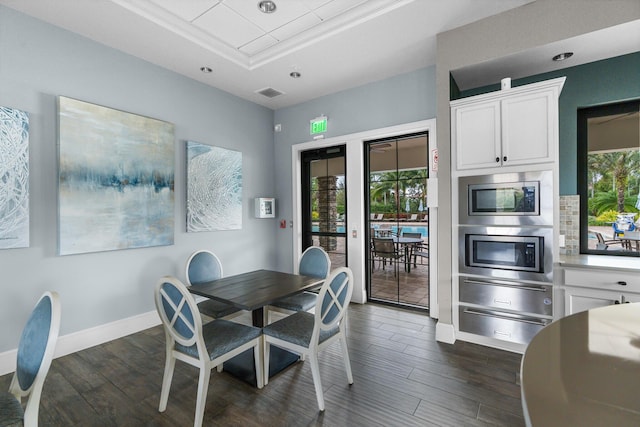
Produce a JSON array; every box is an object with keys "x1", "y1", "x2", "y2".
[
  {"x1": 459, "y1": 226, "x2": 553, "y2": 282},
  {"x1": 459, "y1": 171, "x2": 553, "y2": 226}
]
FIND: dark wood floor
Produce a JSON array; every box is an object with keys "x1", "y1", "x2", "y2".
[{"x1": 1, "y1": 303, "x2": 524, "y2": 426}]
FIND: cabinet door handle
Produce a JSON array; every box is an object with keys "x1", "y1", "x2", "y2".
[
  {"x1": 617, "y1": 281, "x2": 627, "y2": 286},
  {"x1": 503, "y1": 156, "x2": 507, "y2": 162},
  {"x1": 495, "y1": 157, "x2": 500, "y2": 163}
]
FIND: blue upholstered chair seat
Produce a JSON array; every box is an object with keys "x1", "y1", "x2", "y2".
[
  {"x1": 0, "y1": 391, "x2": 23, "y2": 426},
  {"x1": 263, "y1": 311, "x2": 338, "y2": 348},
  {"x1": 175, "y1": 319, "x2": 262, "y2": 361},
  {"x1": 196, "y1": 299, "x2": 241, "y2": 319},
  {"x1": 270, "y1": 291, "x2": 317, "y2": 312}
]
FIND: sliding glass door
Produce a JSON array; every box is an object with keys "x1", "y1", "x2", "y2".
[{"x1": 366, "y1": 133, "x2": 429, "y2": 309}]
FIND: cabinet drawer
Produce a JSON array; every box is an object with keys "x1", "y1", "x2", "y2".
[
  {"x1": 564, "y1": 268, "x2": 640, "y2": 291},
  {"x1": 458, "y1": 306, "x2": 550, "y2": 345},
  {"x1": 459, "y1": 277, "x2": 552, "y2": 316}
]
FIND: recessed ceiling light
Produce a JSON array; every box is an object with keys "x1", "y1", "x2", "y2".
[
  {"x1": 289, "y1": 71, "x2": 301, "y2": 78},
  {"x1": 258, "y1": 1, "x2": 276, "y2": 13},
  {"x1": 200, "y1": 66, "x2": 212, "y2": 73},
  {"x1": 552, "y1": 52, "x2": 573, "y2": 62}
]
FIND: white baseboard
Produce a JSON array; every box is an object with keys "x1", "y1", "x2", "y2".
[
  {"x1": 0, "y1": 310, "x2": 160, "y2": 376},
  {"x1": 435, "y1": 321, "x2": 456, "y2": 344}
]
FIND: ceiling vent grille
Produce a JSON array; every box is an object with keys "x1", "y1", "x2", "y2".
[{"x1": 256, "y1": 87, "x2": 284, "y2": 98}]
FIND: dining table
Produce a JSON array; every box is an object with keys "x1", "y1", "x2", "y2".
[{"x1": 188, "y1": 269, "x2": 324, "y2": 386}]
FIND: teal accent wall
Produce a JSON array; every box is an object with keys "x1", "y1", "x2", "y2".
[{"x1": 456, "y1": 51, "x2": 640, "y2": 195}]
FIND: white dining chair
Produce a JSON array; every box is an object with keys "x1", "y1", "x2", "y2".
[
  {"x1": 1, "y1": 291, "x2": 61, "y2": 427},
  {"x1": 154, "y1": 276, "x2": 263, "y2": 427},
  {"x1": 262, "y1": 267, "x2": 354, "y2": 411},
  {"x1": 185, "y1": 250, "x2": 242, "y2": 321},
  {"x1": 265, "y1": 246, "x2": 331, "y2": 324}
]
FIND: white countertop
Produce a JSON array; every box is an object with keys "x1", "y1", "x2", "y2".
[
  {"x1": 521, "y1": 303, "x2": 640, "y2": 426},
  {"x1": 558, "y1": 254, "x2": 640, "y2": 272}
]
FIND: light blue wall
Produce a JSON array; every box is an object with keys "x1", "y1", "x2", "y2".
[
  {"x1": 273, "y1": 66, "x2": 436, "y2": 272},
  {"x1": 0, "y1": 6, "x2": 275, "y2": 352},
  {"x1": 458, "y1": 51, "x2": 640, "y2": 195}
]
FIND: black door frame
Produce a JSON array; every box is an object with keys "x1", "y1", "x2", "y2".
[{"x1": 301, "y1": 145, "x2": 347, "y2": 259}]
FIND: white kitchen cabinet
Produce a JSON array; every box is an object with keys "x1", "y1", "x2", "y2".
[
  {"x1": 451, "y1": 77, "x2": 565, "y2": 171},
  {"x1": 562, "y1": 266, "x2": 640, "y2": 315},
  {"x1": 564, "y1": 286, "x2": 640, "y2": 315}
]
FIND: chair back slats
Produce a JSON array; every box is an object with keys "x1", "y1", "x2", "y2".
[
  {"x1": 372, "y1": 238, "x2": 396, "y2": 255},
  {"x1": 186, "y1": 250, "x2": 223, "y2": 286},
  {"x1": 156, "y1": 277, "x2": 200, "y2": 348},
  {"x1": 316, "y1": 268, "x2": 353, "y2": 332},
  {"x1": 298, "y1": 246, "x2": 331, "y2": 279}
]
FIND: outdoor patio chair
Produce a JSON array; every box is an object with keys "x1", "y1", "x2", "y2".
[
  {"x1": 593, "y1": 231, "x2": 624, "y2": 250},
  {"x1": 402, "y1": 232, "x2": 426, "y2": 268},
  {"x1": 372, "y1": 238, "x2": 405, "y2": 275},
  {"x1": 613, "y1": 220, "x2": 636, "y2": 238}
]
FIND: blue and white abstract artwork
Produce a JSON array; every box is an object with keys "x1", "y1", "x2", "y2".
[
  {"x1": 58, "y1": 97, "x2": 175, "y2": 255},
  {"x1": 0, "y1": 106, "x2": 29, "y2": 249},
  {"x1": 186, "y1": 142, "x2": 242, "y2": 232}
]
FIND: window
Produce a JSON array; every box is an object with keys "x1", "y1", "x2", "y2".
[{"x1": 578, "y1": 99, "x2": 640, "y2": 256}]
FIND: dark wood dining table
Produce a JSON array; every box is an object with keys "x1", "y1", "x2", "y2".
[{"x1": 188, "y1": 269, "x2": 324, "y2": 385}]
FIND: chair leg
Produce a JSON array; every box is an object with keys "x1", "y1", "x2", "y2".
[
  {"x1": 254, "y1": 339, "x2": 264, "y2": 389},
  {"x1": 308, "y1": 353, "x2": 325, "y2": 411},
  {"x1": 159, "y1": 354, "x2": 176, "y2": 412},
  {"x1": 23, "y1": 382, "x2": 45, "y2": 427},
  {"x1": 339, "y1": 334, "x2": 354, "y2": 384},
  {"x1": 194, "y1": 365, "x2": 211, "y2": 427},
  {"x1": 263, "y1": 341, "x2": 271, "y2": 386}
]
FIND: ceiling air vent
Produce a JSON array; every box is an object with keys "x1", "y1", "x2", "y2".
[{"x1": 256, "y1": 87, "x2": 284, "y2": 98}]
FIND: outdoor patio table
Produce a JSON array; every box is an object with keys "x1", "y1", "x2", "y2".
[{"x1": 391, "y1": 236, "x2": 423, "y2": 272}]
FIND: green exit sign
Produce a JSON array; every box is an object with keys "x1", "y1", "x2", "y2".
[{"x1": 310, "y1": 116, "x2": 327, "y2": 135}]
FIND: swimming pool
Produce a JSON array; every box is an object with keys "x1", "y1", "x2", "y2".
[
  {"x1": 373, "y1": 225, "x2": 429, "y2": 237},
  {"x1": 312, "y1": 224, "x2": 428, "y2": 237}
]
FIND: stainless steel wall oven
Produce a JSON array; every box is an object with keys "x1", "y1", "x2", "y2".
[
  {"x1": 459, "y1": 226, "x2": 553, "y2": 283},
  {"x1": 459, "y1": 171, "x2": 552, "y2": 225},
  {"x1": 457, "y1": 170, "x2": 555, "y2": 347}
]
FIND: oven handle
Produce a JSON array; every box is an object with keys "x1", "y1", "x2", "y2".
[
  {"x1": 462, "y1": 278, "x2": 548, "y2": 293},
  {"x1": 462, "y1": 308, "x2": 550, "y2": 326}
]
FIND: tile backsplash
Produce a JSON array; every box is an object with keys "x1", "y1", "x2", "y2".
[{"x1": 559, "y1": 195, "x2": 580, "y2": 255}]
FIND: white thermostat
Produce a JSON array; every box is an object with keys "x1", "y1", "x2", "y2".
[{"x1": 255, "y1": 198, "x2": 275, "y2": 218}]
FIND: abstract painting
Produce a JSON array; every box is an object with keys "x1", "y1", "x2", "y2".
[
  {"x1": 58, "y1": 97, "x2": 175, "y2": 255},
  {"x1": 187, "y1": 141, "x2": 242, "y2": 232},
  {"x1": 0, "y1": 106, "x2": 29, "y2": 249}
]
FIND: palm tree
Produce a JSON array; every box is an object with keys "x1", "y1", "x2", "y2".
[{"x1": 589, "y1": 150, "x2": 640, "y2": 212}]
